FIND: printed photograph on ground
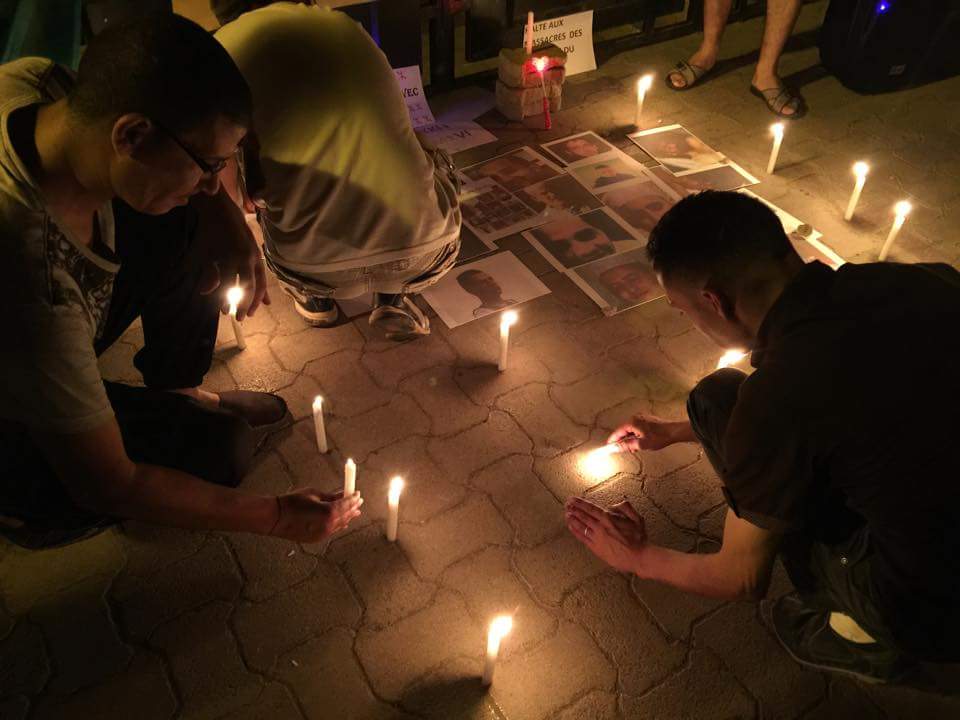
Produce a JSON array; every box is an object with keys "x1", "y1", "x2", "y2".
[
  {"x1": 456, "y1": 226, "x2": 497, "y2": 265},
  {"x1": 541, "y1": 131, "x2": 617, "y2": 165},
  {"x1": 524, "y1": 208, "x2": 640, "y2": 272},
  {"x1": 654, "y1": 161, "x2": 759, "y2": 192},
  {"x1": 739, "y1": 189, "x2": 845, "y2": 269},
  {"x1": 628, "y1": 124, "x2": 726, "y2": 175},
  {"x1": 459, "y1": 178, "x2": 544, "y2": 242},
  {"x1": 598, "y1": 179, "x2": 681, "y2": 239},
  {"x1": 570, "y1": 248, "x2": 664, "y2": 316},
  {"x1": 514, "y1": 174, "x2": 602, "y2": 218},
  {"x1": 567, "y1": 152, "x2": 645, "y2": 192},
  {"x1": 459, "y1": 146, "x2": 562, "y2": 192},
  {"x1": 422, "y1": 251, "x2": 551, "y2": 328}
]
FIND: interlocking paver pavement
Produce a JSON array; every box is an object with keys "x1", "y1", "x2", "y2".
[{"x1": 4, "y1": 2, "x2": 960, "y2": 717}]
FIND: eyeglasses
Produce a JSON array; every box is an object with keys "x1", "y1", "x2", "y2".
[{"x1": 152, "y1": 121, "x2": 229, "y2": 176}]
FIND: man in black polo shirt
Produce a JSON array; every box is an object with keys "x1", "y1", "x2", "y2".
[{"x1": 565, "y1": 191, "x2": 960, "y2": 682}]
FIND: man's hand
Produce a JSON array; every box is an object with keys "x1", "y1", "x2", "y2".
[
  {"x1": 565, "y1": 497, "x2": 648, "y2": 574},
  {"x1": 270, "y1": 488, "x2": 363, "y2": 543},
  {"x1": 607, "y1": 415, "x2": 693, "y2": 453},
  {"x1": 192, "y1": 187, "x2": 270, "y2": 321}
]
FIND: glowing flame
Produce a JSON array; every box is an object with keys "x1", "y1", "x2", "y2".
[
  {"x1": 853, "y1": 161, "x2": 869, "y2": 178},
  {"x1": 894, "y1": 200, "x2": 912, "y2": 218},
  {"x1": 226, "y1": 285, "x2": 244, "y2": 310},
  {"x1": 532, "y1": 56, "x2": 548, "y2": 74},
  {"x1": 488, "y1": 616, "x2": 513, "y2": 650},
  {"x1": 388, "y1": 476, "x2": 404, "y2": 504},
  {"x1": 312, "y1": 395, "x2": 323, "y2": 411},
  {"x1": 637, "y1": 74, "x2": 653, "y2": 94},
  {"x1": 717, "y1": 349, "x2": 748, "y2": 369},
  {"x1": 500, "y1": 310, "x2": 518, "y2": 331},
  {"x1": 770, "y1": 122, "x2": 784, "y2": 139},
  {"x1": 581, "y1": 444, "x2": 619, "y2": 479}
]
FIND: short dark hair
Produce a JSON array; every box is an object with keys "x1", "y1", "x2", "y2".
[
  {"x1": 69, "y1": 13, "x2": 251, "y2": 134},
  {"x1": 646, "y1": 191, "x2": 793, "y2": 287}
]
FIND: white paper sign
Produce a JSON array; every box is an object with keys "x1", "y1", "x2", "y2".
[
  {"x1": 393, "y1": 65, "x2": 435, "y2": 128},
  {"x1": 418, "y1": 120, "x2": 497, "y2": 154},
  {"x1": 531, "y1": 10, "x2": 596, "y2": 76}
]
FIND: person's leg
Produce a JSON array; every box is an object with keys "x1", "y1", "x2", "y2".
[
  {"x1": 750, "y1": 0, "x2": 805, "y2": 117},
  {"x1": 685, "y1": 367, "x2": 747, "y2": 473},
  {"x1": 669, "y1": 0, "x2": 734, "y2": 88}
]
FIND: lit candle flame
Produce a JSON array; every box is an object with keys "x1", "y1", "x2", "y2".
[
  {"x1": 717, "y1": 349, "x2": 748, "y2": 369},
  {"x1": 388, "y1": 476, "x2": 404, "y2": 504},
  {"x1": 532, "y1": 56, "x2": 548, "y2": 74},
  {"x1": 312, "y1": 395, "x2": 323, "y2": 411},
  {"x1": 637, "y1": 74, "x2": 653, "y2": 94},
  {"x1": 894, "y1": 200, "x2": 912, "y2": 218},
  {"x1": 226, "y1": 285, "x2": 244, "y2": 312},
  {"x1": 770, "y1": 122, "x2": 784, "y2": 139},
  {"x1": 853, "y1": 161, "x2": 869, "y2": 179},
  {"x1": 500, "y1": 310, "x2": 518, "y2": 330},
  {"x1": 581, "y1": 444, "x2": 619, "y2": 479},
  {"x1": 489, "y1": 615, "x2": 513, "y2": 645}
]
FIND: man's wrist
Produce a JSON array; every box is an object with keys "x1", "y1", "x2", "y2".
[{"x1": 667, "y1": 420, "x2": 696, "y2": 445}]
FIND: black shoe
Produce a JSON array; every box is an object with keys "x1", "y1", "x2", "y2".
[
  {"x1": 771, "y1": 593, "x2": 912, "y2": 684},
  {"x1": 294, "y1": 297, "x2": 339, "y2": 327},
  {"x1": 217, "y1": 391, "x2": 292, "y2": 451}
]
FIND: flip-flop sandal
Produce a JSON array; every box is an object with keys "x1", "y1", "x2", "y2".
[
  {"x1": 750, "y1": 84, "x2": 807, "y2": 119},
  {"x1": 665, "y1": 60, "x2": 712, "y2": 91}
]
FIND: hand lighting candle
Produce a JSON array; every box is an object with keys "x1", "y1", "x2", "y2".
[
  {"x1": 844, "y1": 162, "x2": 869, "y2": 221},
  {"x1": 226, "y1": 286, "x2": 246, "y2": 350},
  {"x1": 498, "y1": 310, "x2": 518, "y2": 372},
  {"x1": 386, "y1": 476, "x2": 403, "y2": 542},
  {"x1": 878, "y1": 200, "x2": 912, "y2": 261},
  {"x1": 767, "y1": 123, "x2": 784, "y2": 174},
  {"x1": 312, "y1": 396, "x2": 328, "y2": 454},
  {"x1": 481, "y1": 615, "x2": 513, "y2": 686}
]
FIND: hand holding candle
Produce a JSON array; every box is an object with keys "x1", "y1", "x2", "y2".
[
  {"x1": 344, "y1": 458, "x2": 356, "y2": 497},
  {"x1": 635, "y1": 74, "x2": 653, "y2": 128},
  {"x1": 481, "y1": 615, "x2": 513, "y2": 686},
  {"x1": 386, "y1": 475, "x2": 403, "y2": 542},
  {"x1": 767, "y1": 123, "x2": 784, "y2": 174},
  {"x1": 312, "y1": 395, "x2": 328, "y2": 454},
  {"x1": 498, "y1": 310, "x2": 518, "y2": 372},
  {"x1": 844, "y1": 162, "x2": 869, "y2": 221},
  {"x1": 878, "y1": 200, "x2": 912, "y2": 261},
  {"x1": 226, "y1": 285, "x2": 247, "y2": 350}
]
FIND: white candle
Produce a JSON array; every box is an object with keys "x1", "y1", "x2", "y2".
[
  {"x1": 766, "y1": 123, "x2": 784, "y2": 174},
  {"x1": 878, "y1": 200, "x2": 912, "y2": 261},
  {"x1": 312, "y1": 396, "x2": 328, "y2": 454},
  {"x1": 344, "y1": 458, "x2": 356, "y2": 496},
  {"x1": 498, "y1": 310, "x2": 518, "y2": 372},
  {"x1": 525, "y1": 11, "x2": 534, "y2": 54},
  {"x1": 386, "y1": 476, "x2": 403, "y2": 542},
  {"x1": 481, "y1": 615, "x2": 513, "y2": 686},
  {"x1": 844, "y1": 161, "x2": 869, "y2": 221},
  {"x1": 635, "y1": 74, "x2": 653, "y2": 128},
  {"x1": 717, "y1": 349, "x2": 747, "y2": 369},
  {"x1": 226, "y1": 286, "x2": 246, "y2": 350}
]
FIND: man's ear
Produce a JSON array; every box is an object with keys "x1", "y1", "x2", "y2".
[
  {"x1": 111, "y1": 114, "x2": 153, "y2": 158},
  {"x1": 702, "y1": 286, "x2": 736, "y2": 322}
]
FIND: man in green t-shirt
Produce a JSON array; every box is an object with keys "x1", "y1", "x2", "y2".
[{"x1": 0, "y1": 14, "x2": 361, "y2": 549}]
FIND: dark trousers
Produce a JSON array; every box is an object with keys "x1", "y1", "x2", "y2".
[
  {"x1": 0, "y1": 201, "x2": 253, "y2": 538},
  {"x1": 686, "y1": 369, "x2": 898, "y2": 649}
]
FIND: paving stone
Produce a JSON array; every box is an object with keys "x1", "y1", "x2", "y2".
[
  {"x1": 112, "y1": 536, "x2": 243, "y2": 640},
  {"x1": 698, "y1": 502, "x2": 728, "y2": 541},
  {"x1": 491, "y1": 621, "x2": 616, "y2": 720},
  {"x1": 471, "y1": 455, "x2": 564, "y2": 546},
  {"x1": 269, "y1": 323, "x2": 364, "y2": 373},
  {"x1": 277, "y1": 629, "x2": 411, "y2": 720},
  {"x1": 361, "y1": 333, "x2": 457, "y2": 389},
  {"x1": 0, "y1": 696, "x2": 29, "y2": 720},
  {"x1": 514, "y1": 533, "x2": 608, "y2": 606},
  {"x1": 223, "y1": 332, "x2": 298, "y2": 392},
  {"x1": 399, "y1": 366, "x2": 489, "y2": 436},
  {"x1": 0, "y1": 620, "x2": 50, "y2": 696},
  {"x1": 275, "y1": 371, "x2": 326, "y2": 422},
  {"x1": 398, "y1": 656, "x2": 502, "y2": 720},
  {"x1": 658, "y1": 330, "x2": 722, "y2": 383},
  {"x1": 97, "y1": 341, "x2": 142, "y2": 385},
  {"x1": 608, "y1": 338, "x2": 692, "y2": 403},
  {"x1": 30, "y1": 576, "x2": 132, "y2": 695},
  {"x1": 301, "y1": 349, "x2": 394, "y2": 419},
  {"x1": 214, "y1": 682, "x2": 304, "y2": 720},
  {"x1": 228, "y1": 532, "x2": 318, "y2": 602},
  {"x1": 645, "y1": 458, "x2": 725, "y2": 530},
  {"x1": 495, "y1": 383, "x2": 590, "y2": 458},
  {"x1": 641, "y1": 441, "x2": 702, "y2": 479},
  {"x1": 401, "y1": 493, "x2": 512, "y2": 579},
  {"x1": 202, "y1": 359, "x2": 238, "y2": 394},
  {"x1": 695, "y1": 602, "x2": 826, "y2": 720},
  {"x1": 150, "y1": 601, "x2": 263, "y2": 720},
  {"x1": 119, "y1": 522, "x2": 207, "y2": 578},
  {"x1": 549, "y1": 363, "x2": 646, "y2": 427},
  {"x1": 427, "y1": 410, "x2": 533, "y2": 483},
  {"x1": 452, "y1": 348, "x2": 553, "y2": 406},
  {"x1": 233, "y1": 561, "x2": 361, "y2": 671},
  {"x1": 239, "y1": 450, "x2": 297, "y2": 495},
  {"x1": 515, "y1": 323, "x2": 596, "y2": 384},
  {"x1": 356, "y1": 591, "x2": 480, "y2": 700},
  {"x1": 632, "y1": 573, "x2": 726, "y2": 643},
  {"x1": 327, "y1": 525, "x2": 436, "y2": 629},
  {"x1": 32, "y1": 652, "x2": 176, "y2": 720},
  {"x1": 328, "y1": 394, "x2": 430, "y2": 462},
  {"x1": 0, "y1": 531, "x2": 124, "y2": 614},
  {"x1": 442, "y1": 546, "x2": 556, "y2": 655},
  {"x1": 273, "y1": 420, "x2": 349, "y2": 491},
  {"x1": 621, "y1": 648, "x2": 757, "y2": 720},
  {"x1": 553, "y1": 691, "x2": 620, "y2": 720}
]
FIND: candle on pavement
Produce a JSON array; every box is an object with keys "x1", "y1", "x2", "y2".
[
  {"x1": 226, "y1": 285, "x2": 246, "y2": 350},
  {"x1": 635, "y1": 74, "x2": 653, "y2": 128},
  {"x1": 481, "y1": 615, "x2": 513, "y2": 686},
  {"x1": 498, "y1": 310, "x2": 518, "y2": 372},
  {"x1": 878, "y1": 200, "x2": 912, "y2": 261},
  {"x1": 844, "y1": 162, "x2": 869, "y2": 221},
  {"x1": 525, "y1": 11, "x2": 534, "y2": 54},
  {"x1": 766, "y1": 123, "x2": 784, "y2": 174},
  {"x1": 312, "y1": 396, "x2": 328, "y2": 454},
  {"x1": 344, "y1": 458, "x2": 356, "y2": 496},
  {"x1": 581, "y1": 443, "x2": 619, "y2": 479},
  {"x1": 386, "y1": 476, "x2": 403, "y2": 542},
  {"x1": 717, "y1": 349, "x2": 747, "y2": 369}
]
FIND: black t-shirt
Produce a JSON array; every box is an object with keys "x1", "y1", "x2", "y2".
[{"x1": 722, "y1": 261, "x2": 960, "y2": 657}]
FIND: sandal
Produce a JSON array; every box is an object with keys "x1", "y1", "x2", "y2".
[
  {"x1": 665, "y1": 60, "x2": 712, "y2": 91},
  {"x1": 750, "y1": 84, "x2": 807, "y2": 119}
]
